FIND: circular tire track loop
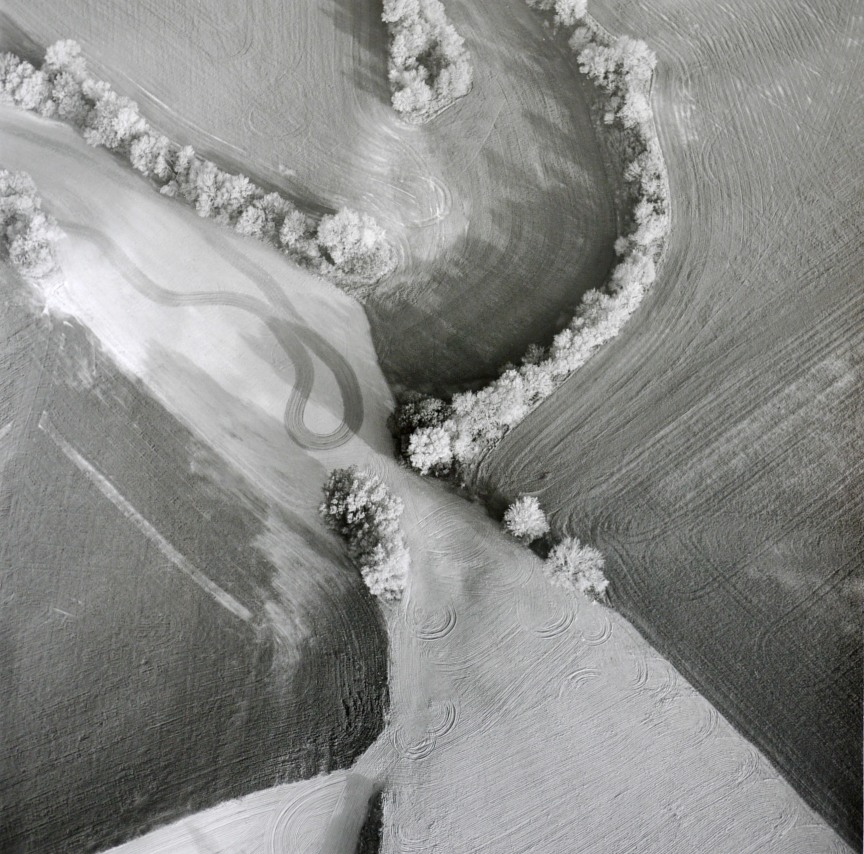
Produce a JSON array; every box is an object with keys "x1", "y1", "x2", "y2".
[
  {"x1": 266, "y1": 773, "x2": 346, "y2": 854},
  {"x1": 390, "y1": 699, "x2": 459, "y2": 760},
  {"x1": 407, "y1": 600, "x2": 458, "y2": 641},
  {"x1": 581, "y1": 612, "x2": 613, "y2": 646},
  {"x1": 61, "y1": 221, "x2": 362, "y2": 450}
]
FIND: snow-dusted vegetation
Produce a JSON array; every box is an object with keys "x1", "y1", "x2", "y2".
[
  {"x1": 403, "y1": 7, "x2": 669, "y2": 475},
  {"x1": 503, "y1": 495, "x2": 550, "y2": 543},
  {"x1": 0, "y1": 41, "x2": 395, "y2": 285},
  {"x1": 545, "y1": 536, "x2": 609, "y2": 599},
  {"x1": 319, "y1": 467, "x2": 410, "y2": 601},
  {"x1": 382, "y1": 0, "x2": 473, "y2": 121},
  {"x1": 0, "y1": 169, "x2": 60, "y2": 277}
]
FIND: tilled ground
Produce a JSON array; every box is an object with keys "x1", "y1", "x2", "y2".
[
  {"x1": 478, "y1": 0, "x2": 863, "y2": 843},
  {"x1": 0, "y1": 276, "x2": 387, "y2": 853}
]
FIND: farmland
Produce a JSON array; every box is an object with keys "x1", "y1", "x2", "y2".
[
  {"x1": 0, "y1": 0, "x2": 618, "y2": 391},
  {"x1": 0, "y1": 97, "x2": 850, "y2": 854},
  {"x1": 0, "y1": 110, "x2": 388, "y2": 852},
  {"x1": 478, "y1": 0, "x2": 864, "y2": 843},
  {"x1": 0, "y1": 0, "x2": 860, "y2": 849}
]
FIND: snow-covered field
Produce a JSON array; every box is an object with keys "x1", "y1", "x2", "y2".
[{"x1": 1, "y1": 104, "x2": 852, "y2": 852}]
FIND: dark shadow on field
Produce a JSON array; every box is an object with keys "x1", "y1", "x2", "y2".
[
  {"x1": 366, "y1": 187, "x2": 615, "y2": 394},
  {"x1": 326, "y1": 0, "x2": 393, "y2": 109},
  {"x1": 0, "y1": 275, "x2": 388, "y2": 853},
  {"x1": 354, "y1": 788, "x2": 384, "y2": 854},
  {"x1": 0, "y1": 12, "x2": 43, "y2": 63}
]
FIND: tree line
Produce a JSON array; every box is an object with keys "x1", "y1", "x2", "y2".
[
  {"x1": 396, "y1": 5, "x2": 670, "y2": 477},
  {"x1": 0, "y1": 41, "x2": 396, "y2": 285}
]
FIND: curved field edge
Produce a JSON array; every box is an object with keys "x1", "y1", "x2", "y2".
[
  {"x1": 401, "y1": 7, "x2": 670, "y2": 476},
  {"x1": 477, "y1": 0, "x2": 864, "y2": 843}
]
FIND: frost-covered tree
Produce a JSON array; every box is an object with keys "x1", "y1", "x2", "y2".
[
  {"x1": 0, "y1": 40, "x2": 397, "y2": 285},
  {"x1": 503, "y1": 496, "x2": 550, "y2": 542},
  {"x1": 527, "y1": 0, "x2": 587, "y2": 26},
  {"x1": 544, "y1": 536, "x2": 609, "y2": 599},
  {"x1": 319, "y1": 466, "x2": 410, "y2": 601},
  {"x1": 407, "y1": 424, "x2": 453, "y2": 476},
  {"x1": 82, "y1": 85, "x2": 147, "y2": 151},
  {"x1": 316, "y1": 208, "x2": 394, "y2": 278},
  {"x1": 0, "y1": 170, "x2": 60, "y2": 278},
  {"x1": 129, "y1": 133, "x2": 176, "y2": 182},
  {"x1": 391, "y1": 391, "x2": 453, "y2": 459}
]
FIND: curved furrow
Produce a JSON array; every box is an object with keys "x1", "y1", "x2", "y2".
[
  {"x1": 562, "y1": 667, "x2": 602, "y2": 692},
  {"x1": 391, "y1": 726, "x2": 436, "y2": 762},
  {"x1": 266, "y1": 775, "x2": 347, "y2": 854},
  {"x1": 581, "y1": 612, "x2": 613, "y2": 647},
  {"x1": 428, "y1": 699, "x2": 459, "y2": 741},
  {"x1": 516, "y1": 593, "x2": 577, "y2": 638},
  {"x1": 406, "y1": 601, "x2": 458, "y2": 641}
]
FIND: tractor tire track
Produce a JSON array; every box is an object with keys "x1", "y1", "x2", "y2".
[{"x1": 60, "y1": 222, "x2": 362, "y2": 450}]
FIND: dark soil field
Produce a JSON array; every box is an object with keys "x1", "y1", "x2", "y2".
[
  {"x1": 0, "y1": 274, "x2": 387, "y2": 853},
  {"x1": 0, "y1": 0, "x2": 618, "y2": 392},
  {"x1": 477, "y1": 0, "x2": 863, "y2": 844}
]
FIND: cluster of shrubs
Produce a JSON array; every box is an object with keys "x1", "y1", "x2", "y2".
[
  {"x1": 319, "y1": 466, "x2": 410, "y2": 601},
  {"x1": 502, "y1": 495, "x2": 609, "y2": 599},
  {"x1": 0, "y1": 41, "x2": 395, "y2": 284},
  {"x1": 400, "y1": 5, "x2": 669, "y2": 476},
  {"x1": 383, "y1": 0, "x2": 473, "y2": 121},
  {"x1": 0, "y1": 170, "x2": 60, "y2": 278},
  {"x1": 526, "y1": 0, "x2": 588, "y2": 28}
]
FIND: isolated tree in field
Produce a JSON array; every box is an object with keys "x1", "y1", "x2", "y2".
[
  {"x1": 545, "y1": 536, "x2": 609, "y2": 599},
  {"x1": 319, "y1": 466, "x2": 410, "y2": 601},
  {"x1": 503, "y1": 496, "x2": 550, "y2": 542}
]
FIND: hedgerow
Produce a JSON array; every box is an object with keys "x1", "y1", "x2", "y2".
[
  {"x1": 0, "y1": 170, "x2": 60, "y2": 278},
  {"x1": 402, "y1": 4, "x2": 669, "y2": 476},
  {"x1": 319, "y1": 466, "x2": 410, "y2": 601},
  {"x1": 0, "y1": 41, "x2": 395, "y2": 286},
  {"x1": 383, "y1": 0, "x2": 473, "y2": 121}
]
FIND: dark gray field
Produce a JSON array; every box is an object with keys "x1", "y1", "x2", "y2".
[
  {"x1": 0, "y1": 272, "x2": 387, "y2": 853},
  {"x1": 478, "y1": 0, "x2": 864, "y2": 844}
]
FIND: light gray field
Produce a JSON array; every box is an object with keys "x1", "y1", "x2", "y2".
[{"x1": 478, "y1": 0, "x2": 863, "y2": 844}]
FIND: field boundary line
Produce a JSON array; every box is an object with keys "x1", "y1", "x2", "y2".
[{"x1": 38, "y1": 412, "x2": 252, "y2": 623}]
